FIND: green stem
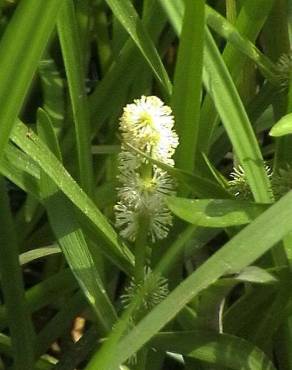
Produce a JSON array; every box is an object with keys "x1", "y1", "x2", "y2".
[
  {"x1": 135, "y1": 214, "x2": 149, "y2": 283},
  {"x1": 226, "y1": 0, "x2": 237, "y2": 24}
]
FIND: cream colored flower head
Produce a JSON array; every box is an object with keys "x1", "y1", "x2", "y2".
[
  {"x1": 119, "y1": 95, "x2": 178, "y2": 165},
  {"x1": 115, "y1": 95, "x2": 178, "y2": 243}
]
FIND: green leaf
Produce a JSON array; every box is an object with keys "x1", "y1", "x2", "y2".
[
  {"x1": 86, "y1": 189, "x2": 292, "y2": 369},
  {"x1": 37, "y1": 109, "x2": 117, "y2": 333},
  {"x1": 19, "y1": 247, "x2": 61, "y2": 266},
  {"x1": 167, "y1": 197, "x2": 268, "y2": 227},
  {"x1": 172, "y1": 0, "x2": 205, "y2": 172},
  {"x1": 235, "y1": 266, "x2": 277, "y2": 284},
  {"x1": 269, "y1": 113, "x2": 292, "y2": 137},
  {"x1": 104, "y1": 0, "x2": 172, "y2": 95},
  {"x1": 126, "y1": 143, "x2": 230, "y2": 198},
  {"x1": 0, "y1": 0, "x2": 63, "y2": 159},
  {"x1": 203, "y1": 28, "x2": 273, "y2": 204},
  {"x1": 38, "y1": 57, "x2": 65, "y2": 134},
  {"x1": 151, "y1": 331, "x2": 276, "y2": 370},
  {"x1": 57, "y1": 0, "x2": 94, "y2": 194},
  {"x1": 0, "y1": 178, "x2": 35, "y2": 370},
  {"x1": 10, "y1": 120, "x2": 134, "y2": 274},
  {"x1": 89, "y1": 2, "x2": 166, "y2": 136},
  {"x1": 205, "y1": 5, "x2": 279, "y2": 84},
  {"x1": 0, "y1": 144, "x2": 40, "y2": 198}
]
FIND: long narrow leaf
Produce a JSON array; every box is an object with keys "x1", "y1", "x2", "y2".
[
  {"x1": 0, "y1": 0, "x2": 63, "y2": 158},
  {"x1": 57, "y1": 0, "x2": 94, "y2": 194},
  {"x1": 172, "y1": 0, "x2": 205, "y2": 172},
  {"x1": 167, "y1": 197, "x2": 268, "y2": 227},
  {"x1": 203, "y1": 28, "x2": 272, "y2": 203},
  {"x1": 86, "y1": 189, "x2": 292, "y2": 369},
  {"x1": 104, "y1": 0, "x2": 172, "y2": 95},
  {"x1": 37, "y1": 109, "x2": 116, "y2": 333},
  {"x1": 0, "y1": 178, "x2": 35, "y2": 369},
  {"x1": 10, "y1": 120, "x2": 134, "y2": 274},
  {"x1": 151, "y1": 331, "x2": 276, "y2": 370}
]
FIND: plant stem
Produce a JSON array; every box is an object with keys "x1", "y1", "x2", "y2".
[{"x1": 135, "y1": 214, "x2": 149, "y2": 283}]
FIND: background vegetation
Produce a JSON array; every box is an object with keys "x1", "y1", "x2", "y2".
[{"x1": 1, "y1": 0, "x2": 292, "y2": 369}]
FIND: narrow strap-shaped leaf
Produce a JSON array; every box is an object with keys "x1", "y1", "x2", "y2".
[
  {"x1": 10, "y1": 120, "x2": 134, "y2": 274},
  {"x1": 0, "y1": 0, "x2": 63, "y2": 159},
  {"x1": 203, "y1": 28, "x2": 272, "y2": 203},
  {"x1": 39, "y1": 58, "x2": 65, "y2": 135},
  {"x1": 205, "y1": 5, "x2": 279, "y2": 84},
  {"x1": 0, "y1": 178, "x2": 36, "y2": 369},
  {"x1": 198, "y1": 0, "x2": 275, "y2": 157},
  {"x1": 172, "y1": 0, "x2": 205, "y2": 172},
  {"x1": 57, "y1": 0, "x2": 94, "y2": 195},
  {"x1": 167, "y1": 197, "x2": 268, "y2": 228},
  {"x1": 126, "y1": 143, "x2": 230, "y2": 198},
  {"x1": 37, "y1": 109, "x2": 117, "y2": 333},
  {"x1": 151, "y1": 331, "x2": 276, "y2": 370},
  {"x1": 86, "y1": 189, "x2": 292, "y2": 369},
  {"x1": 19, "y1": 246, "x2": 61, "y2": 266},
  {"x1": 104, "y1": 0, "x2": 172, "y2": 96}
]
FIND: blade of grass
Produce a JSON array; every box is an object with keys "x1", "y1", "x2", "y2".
[
  {"x1": 158, "y1": 0, "x2": 275, "y2": 171},
  {"x1": 10, "y1": 120, "x2": 134, "y2": 274},
  {"x1": 86, "y1": 189, "x2": 292, "y2": 369},
  {"x1": 0, "y1": 147, "x2": 40, "y2": 198},
  {"x1": 19, "y1": 246, "x2": 61, "y2": 265},
  {"x1": 57, "y1": 0, "x2": 94, "y2": 195},
  {"x1": 39, "y1": 57, "x2": 65, "y2": 135},
  {"x1": 203, "y1": 28, "x2": 272, "y2": 203},
  {"x1": 198, "y1": 0, "x2": 275, "y2": 159},
  {"x1": 171, "y1": 0, "x2": 205, "y2": 173},
  {"x1": 262, "y1": 0, "x2": 292, "y2": 169},
  {"x1": 104, "y1": 0, "x2": 172, "y2": 96},
  {"x1": 0, "y1": 177, "x2": 35, "y2": 370},
  {"x1": 151, "y1": 331, "x2": 276, "y2": 370},
  {"x1": 205, "y1": 6, "x2": 279, "y2": 84},
  {"x1": 38, "y1": 109, "x2": 117, "y2": 333},
  {"x1": 89, "y1": 1, "x2": 169, "y2": 136},
  {"x1": 126, "y1": 143, "x2": 230, "y2": 198},
  {"x1": 0, "y1": 0, "x2": 63, "y2": 159},
  {"x1": 167, "y1": 197, "x2": 268, "y2": 228}
]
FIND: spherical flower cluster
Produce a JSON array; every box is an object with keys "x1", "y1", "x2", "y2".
[
  {"x1": 115, "y1": 96, "x2": 178, "y2": 242},
  {"x1": 228, "y1": 164, "x2": 272, "y2": 200},
  {"x1": 119, "y1": 96, "x2": 179, "y2": 166}
]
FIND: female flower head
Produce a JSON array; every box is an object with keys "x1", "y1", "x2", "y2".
[
  {"x1": 119, "y1": 95, "x2": 179, "y2": 165},
  {"x1": 115, "y1": 95, "x2": 178, "y2": 242}
]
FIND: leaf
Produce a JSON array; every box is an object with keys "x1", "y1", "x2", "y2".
[
  {"x1": 151, "y1": 331, "x2": 276, "y2": 370},
  {"x1": 269, "y1": 113, "x2": 292, "y2": 137},
  {"x1": 167, "y1": 197, "x2": 268, "y2": 227},
  {"x1": 19, "y1": 247, "x2": 61, "y2": 266},
  {"x1": 86, "y1": 189, "x2": 292, "y2": 369},
  {"x1": 171, "y1": 0, "x2": 205, "y2": 172},
  {"x1": 126, "y1": 143, "x2": 230, "y2": 198},
  {"x1": 235, "y1": 266, "x2": 277, "y2": 284},
  {"x1": 0, "y1": 178, "x2": 35, "y2": 369},
  {"x1": 104, "y1": 0, "x2": 172, "y2": 95},
  {"x1": 57, "y1": 0, "x2": 94, "y2": 194},
  {"x1": 10, "y1": 120, "x2": 134, "y2": 274},
  {"x1": 205, "y1": 5, "x2": 278, "y2": 84},
  {"x1": 0, "y1": 0, "x2": 63, "y2": 159},
  {"x1": 37, "y1": 109, "x2": 117, "y2": 333},
  {"x1": 203, "y1": 28, "x2": 273, "y2": 203}
]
